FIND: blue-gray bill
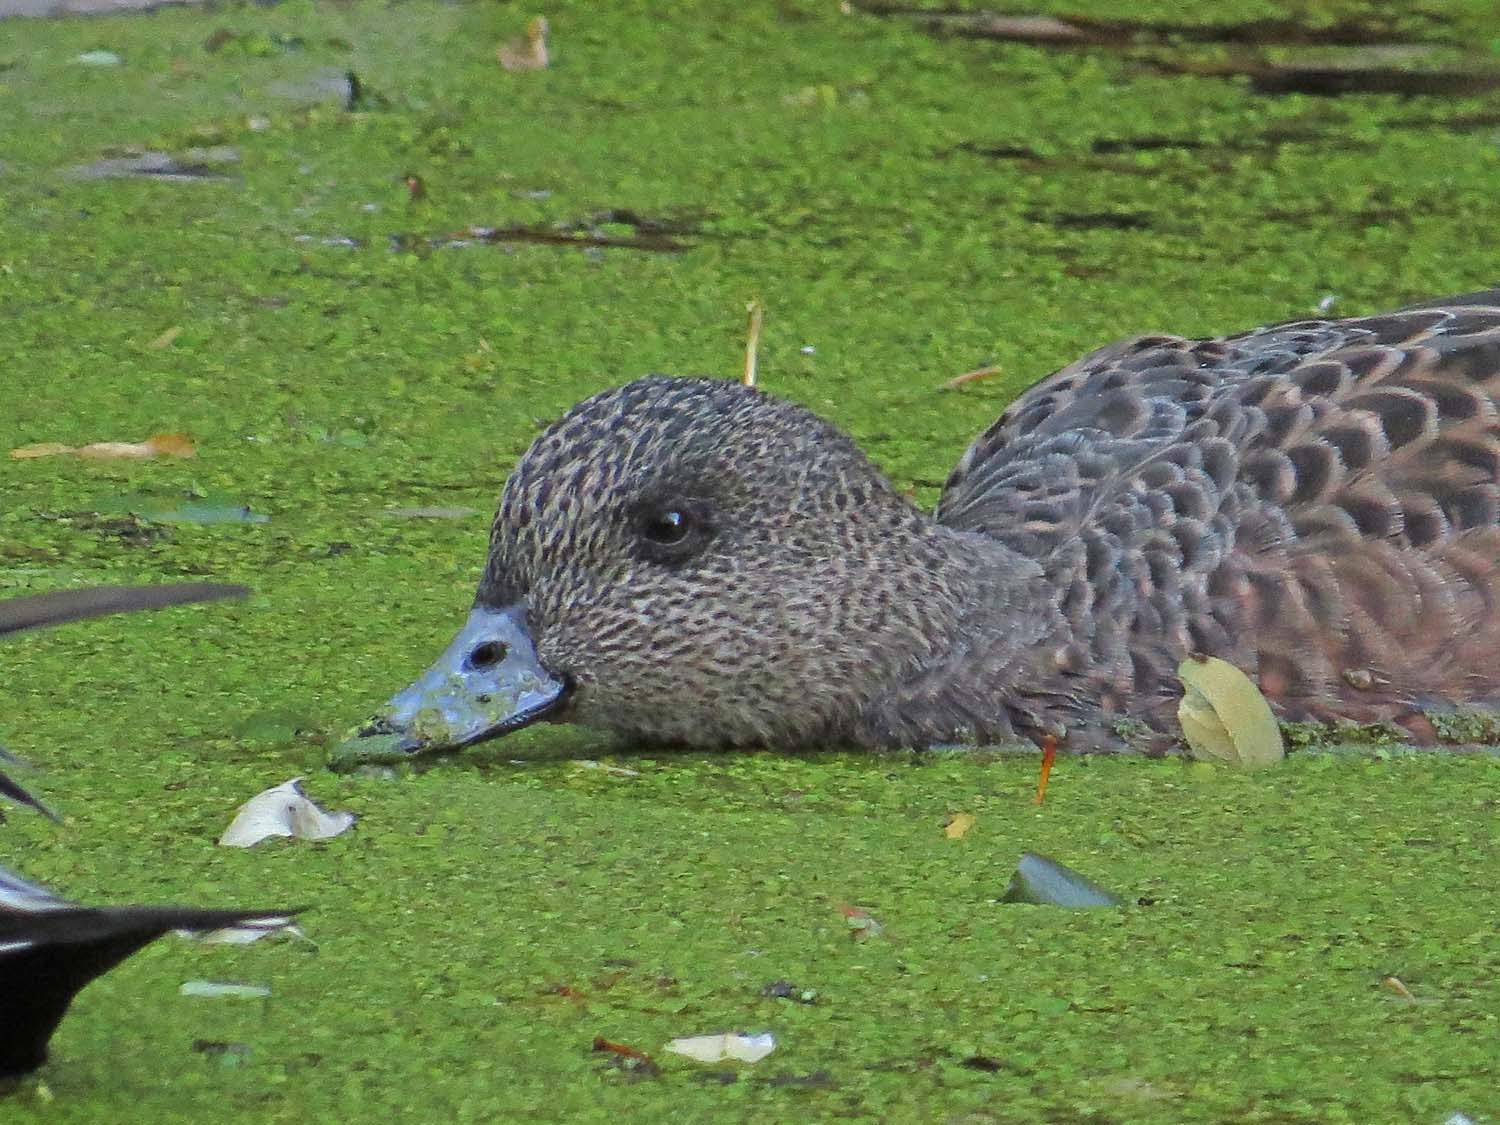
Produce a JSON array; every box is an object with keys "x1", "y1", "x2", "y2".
[{"x1": 330, "y1": 604, "x2": 569, "y2": 769}]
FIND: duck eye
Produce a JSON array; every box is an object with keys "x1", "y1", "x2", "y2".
[
  {"x1": 632, "y1": 498, "x2": 711, "y2": 563},
  {"x1": 642, "y1": 508, "x2": 690, "y2": 545}
]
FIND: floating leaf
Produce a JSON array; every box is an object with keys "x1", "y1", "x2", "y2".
[
  {"x1": 10, "y1": 443, "x2": 75, "y2": 460},
  {"x1": 178, "y1": 981, "x2": 271, "y2": 1000},
  {"x1": 943, "y1": 812, "x2": 975, "y2": 839},
  {"x1": 218, "y1": 778, "x2": 355, "y2": 847},
  {"x1": 1177, "y1": 655, "x2": 1285, "y2": 768},
  {"x1": 664, "y1": 1032, "x2": 776, "y2": 1064},
  {"x1": 1000, "y1": 851, "x2": 1123, "y2": 908},
  {"x1": 148, "y1": 325, "x2": 183, "y2": 350},
  {"x1": 837, "y1": 903, "x2": 884, "y2": 941},
  {"x1": 498, "y1": 16, "x2": 549, "y2": 71},
  {"x1": 11, "y1": 432, "x2": 196, "y2": 461}
]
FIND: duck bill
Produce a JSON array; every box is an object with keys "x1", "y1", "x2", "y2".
[{"x1": 331, "y1": 604, "x2": 568, "y2": 769}]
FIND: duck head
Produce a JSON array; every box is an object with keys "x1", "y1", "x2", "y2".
[{"x1": 336, "y1": 376, "x2": 983, "y2": 765}]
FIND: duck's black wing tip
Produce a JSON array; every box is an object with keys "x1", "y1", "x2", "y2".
[
  {"x1": 0, "y1": 750, "x2": 59, "y2": 822},
  {"x1": 0, "y1": 901, "x2": 301, "y2": 1078},
  {"x1": 0, "y1": 582, "x2": 251, "y2": 638}
]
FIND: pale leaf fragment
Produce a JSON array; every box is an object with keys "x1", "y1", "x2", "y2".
[
  {"x1": 943, "y1": 812, "x2": 975, "y2": 839},
  {"x1": 218, "y1": 777, "x2": 355, "y2": 847},
  {"x1": 12, "y1": 432, "x2": 197, "y2": 461},
  {"x1": 148, "y1": 325, "x2": 183, "y2": 350},
  {"x1": 10, "y1": 443, "x2": 76, "y2": 460},
  {"x1": 664, "y1": 1032, "x2": 776, "y2": 1064},
  {"x1": 499, "y1": 16, "x2": 549, "y2": 71},
  {"x1": 179, "y1": 980, "x2": 271, "y2": 999},
  {"x1": 1177, "y1": 656, "x2": 1285, "y2": 768}
]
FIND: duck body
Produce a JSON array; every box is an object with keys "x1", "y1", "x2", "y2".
[{"x1": 345, "y1": 291, "x2": 1500, "y2": 760}]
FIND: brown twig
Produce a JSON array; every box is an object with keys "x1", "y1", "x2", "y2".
[{"x1": 942, "y1": 363, "x2": 1002, "y2": 390}]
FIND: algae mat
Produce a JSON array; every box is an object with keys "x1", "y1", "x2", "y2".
[{"x1": 3, "y1": 0, "x2": 1500, "y2": 1120}]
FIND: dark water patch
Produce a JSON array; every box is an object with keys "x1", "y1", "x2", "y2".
[
  {"x1": 1157, "y1": 57, "x2": 1500, "y2": 98},
  {"x1": 1028, "y1": 209, "x2": 1154, "y2": 231},
  {"x1": 864, "y1": 8, "x2": 1433, "y2": 50},
  {"x1": 68, "y1": 146, "x2": 239, "y2": 181},
  {"x1": 396, "y1": 211, "x2": 704, "y2": 255}
]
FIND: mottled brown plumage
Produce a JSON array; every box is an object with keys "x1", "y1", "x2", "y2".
[{"x1": 360, "y1": 291, "x2": 1500, "y2": 757}]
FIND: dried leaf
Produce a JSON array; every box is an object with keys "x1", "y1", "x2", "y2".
[
  {"x1": 218, "y1": 778, "x2": 355, "y2": 847},
  {"x1": 1177, "y1": 655, "x2": 1285, "y2": 768},
  {"x1": 11, "y1": 432, "x2": 196, "y2": 461},
  {"x1": 943, "y1": 812, "x2": 975, "y2": 839},
  {"x1": 664, "y1": 1032, "x2": 776, "y2": 1064},
  {"x1": 499, "y1": 16, "x2": 549, "y2": 71},
  {"x1": 942, "y1": 363, "x2": 1003, "y2": 390},
  {"x1": 148, "y1": 325, "x2": 183, "y2": 350},
  {"x1": 10, "y1": 443, "x2": 75, "y2": 460}
]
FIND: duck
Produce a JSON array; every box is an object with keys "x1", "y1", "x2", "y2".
[
  {"x1": 1, "y1": 581, "x2": 297, "y2": 1078},
  {"x1": 338, "y1": 290, "x2": 1500, "y2": 763}
]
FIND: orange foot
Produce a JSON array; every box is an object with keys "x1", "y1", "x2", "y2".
[{"x1": 1034, "y1": 734, "x2": 1058, "y2": 806}]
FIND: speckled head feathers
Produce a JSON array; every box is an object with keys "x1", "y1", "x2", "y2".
[{"x1": 474, "y1": 377, "x2": 968, "y2": 747}]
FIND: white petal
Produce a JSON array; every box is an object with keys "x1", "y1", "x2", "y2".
[
  {"x1": 664, "y1": 1032, "x2": 776, "y2": 1064},
  {"x1": 218, "y1": 778, "x2": 355, "y2": 848}
]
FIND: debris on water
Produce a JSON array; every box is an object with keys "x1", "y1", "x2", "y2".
[
  {"x1": 11, "y1": 432, "x2": 196, "y2": 460},
  {"x1": 499, "y1": 16, "x2": 550, "y2": 71},
  {"x1": 203, "y1": 29, "x2": 303, "y2": 56},
  {"x1": 999, "y1": 851, "x2": 1123, "y2": 907},
  {"x1": 1178, "y1": 655, "x2": 1285, "y2": 769},
  {"x1": 384, "y1": 506, "x2": 479, "y2": 520},
  {"x1": 742, "y1": 299, "x2": 763, "y2": 388},
  {"x1": 127, "y1": 493, "x2": 269, "y2": 525},
  {"x1": 1383, "y1": 976, "x2": 1417, "y2": 1003},
  {"x1": 942, "y1": 363, "x2": 1003, "y2": 391},
  {"x1": 69, "y1": 147, "x2": 239, "y2": 182},
  {"x1": 760, "y1": 980, "x2": 818, "y2": 1004},
  {"x1": 838, "y1": 902, "x2": 884, "y2": 941},
  {"x1": 218, "y1": 777, "x2": 355, "y2": 847},
  {"x1": 194, "y1": 919, "x2": 310, "y2": 946},
  {"x1": 664, "y1": 1032, "x2": 776, "y2": 1064},
  {"x1": 943, "y1": 812, "x2": 975, "y2": 839},
  {"x1": 293, "y1": 234, "x2": 364, "y2": 249},
  {"x1": 592, "y1": 1036, "x2": 662, "y2": 1078},
  {"x1": 571, "y1": 759, "x2": 642, "y2": 778},
  {"x1": 178, "y1": 981, "x2": 272, "y2": 1000}
]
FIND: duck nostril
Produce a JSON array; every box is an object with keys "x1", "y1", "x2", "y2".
[{"x1": 467, "y1": 641, "x2": 508, "y2": 670}]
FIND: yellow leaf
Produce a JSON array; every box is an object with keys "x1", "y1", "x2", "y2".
[
  {"x1": 144, "y1": 432, "x2": 197, "y2": 458},
  {"x1": 10, "y1": 442, "x2": 76, "y2": 459},
  {"x1": 943, "y1": 812, "x2": 975, "y2": 839},
  {"x1": 77, "y1": 441, "x2": 158, "y2": 460},
  {"x1": 1177, "y1": 655, "x2": 1285, "y2": 769},
  {"x1": 148, "y1": 325, "x2": 183, "y2": 350}
]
